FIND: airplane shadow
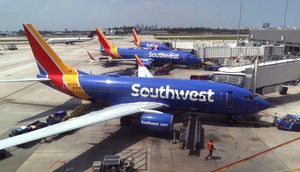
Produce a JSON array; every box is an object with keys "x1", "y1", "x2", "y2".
[
  {"x1": 209, "y1": 156, "x2": 222, "y2": 160},
  {"x1": 52, "y1": 125, "x2": 172, "y2": 172},
  {"x1": 264, "y1": 92, "x2": 300, "y2": 107},
  {"x1": 17, "y1": 98, "x2": 82, "y2": 123},
  {"x1": 172, "y1": 111, "x2": 273, "y2": 129}
]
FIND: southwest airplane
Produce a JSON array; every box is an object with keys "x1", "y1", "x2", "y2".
[
  {"x1": 132, "y1": 28, "x2": 170, "y2": 50},
  {"x1": 0, "y1": 24, "x2": 269, "y2": 150},
  {"x1": 96, "y1": 27, "x2": 201, "y2": 68},
  {"x1": 46, "y1": 32, "x2": 94, "y2": 45}
]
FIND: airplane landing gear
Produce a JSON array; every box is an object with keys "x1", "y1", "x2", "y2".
[
  {"x1": 120, "y1": 116, "x2": 130, "y2": 126},
  {"x1": 226, "y1": 115, "x2": 235, "y2": 125}
]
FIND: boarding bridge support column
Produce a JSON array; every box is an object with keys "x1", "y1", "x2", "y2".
[{"x1": 252, "y1": 57, "x2": 258, "y2": 92}]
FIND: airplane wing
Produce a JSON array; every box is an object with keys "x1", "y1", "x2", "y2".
[
  {"x1": 103, "y1": 58, "x2": 136, "y2": 62},
  {"x1": 86, "y1": 51, "x2": 136, "y2": 63},
  {"x1": 0, "y1": 78, "x2": 51, "y2": 83},
  {"x1": 135, "y1": 55, "x2": 153, "y2": 78},
  {"x1": 0, "y1": 102, "x2": 168, "y2": 150}
]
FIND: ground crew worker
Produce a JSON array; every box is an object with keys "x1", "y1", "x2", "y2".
[{"x1": 205, "y1": 140, "x2": 216, "y2": 160}]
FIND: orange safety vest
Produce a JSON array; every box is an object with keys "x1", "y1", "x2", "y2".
[{"x1": 207, "y1": 141, "x2": 214, "y2": 151}]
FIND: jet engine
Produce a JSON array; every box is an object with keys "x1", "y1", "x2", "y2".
[{"x1": 137, "y1": 113, "x2": 173, "y2": 133}]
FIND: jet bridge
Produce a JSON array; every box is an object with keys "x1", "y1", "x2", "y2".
[{"x1": 212, "y1": 58, "x2": 300, "y2": 95}]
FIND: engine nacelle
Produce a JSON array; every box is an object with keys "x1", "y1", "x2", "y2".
[{"x1": 138, "y1": 113, "x2": 173, "y2": 133}]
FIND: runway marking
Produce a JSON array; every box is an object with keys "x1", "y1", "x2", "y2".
[
  {"x1": 212, "y1": 137, "x2": 300, "y2": 172},
  {"x1": 0, "y1": 83, "x2": 37, "y2": 101},
  {"x1": 0, "y1": 59, "x2": 35, "y2": 69}
]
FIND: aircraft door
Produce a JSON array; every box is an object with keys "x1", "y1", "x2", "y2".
[
  {"x1": 62, "y1": 82, "x2": 70, "y2": 94},
  {"x1": 183, "y1": 54, "x2": 186, "y2": 61},
  {"x1": 225, "y1": 91, "x2": 233, "y2": 107}
]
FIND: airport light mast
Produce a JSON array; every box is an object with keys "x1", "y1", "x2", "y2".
[
  {"x1": 283, "y1": 0, "x2": 289, "y2": 28},
  {"x1": 236, "y1": 0, "x2": 243, "y2": 45}
]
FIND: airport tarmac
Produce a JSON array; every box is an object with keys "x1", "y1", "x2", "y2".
[{"x1": 0, "y1": 37, "x2": 299, "y2": 172}]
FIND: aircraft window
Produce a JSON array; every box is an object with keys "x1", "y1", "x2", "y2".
[{"x1": 244, "y1": 94, "x2": 257, "y2": 100}]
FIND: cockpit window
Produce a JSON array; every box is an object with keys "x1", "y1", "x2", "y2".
[
  {"x1": 244, "y1": 95, "x2": 250, "y2": 100},
  {"x1": 244, "y1": 94, "x2": 258, "y2": 100}
]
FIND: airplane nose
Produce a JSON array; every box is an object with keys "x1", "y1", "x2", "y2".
[{"x1": 256, "y1": 98, "x2": 269, "y2": 111}]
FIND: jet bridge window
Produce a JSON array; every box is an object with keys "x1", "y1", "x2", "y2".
[{"x1": 212, "y1": 74, "x2": 245, "y2": 87}]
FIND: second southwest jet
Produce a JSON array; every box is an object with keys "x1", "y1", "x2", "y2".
[
  {"x1": 96, "y1": 27, "x2": 200, "y2": 68},
  {"x1": 0, "y1": 24, "x2": 269, "y2": 150},
  {"x1": 132, "y1": 28, "x2": 170, "y2": 50}
]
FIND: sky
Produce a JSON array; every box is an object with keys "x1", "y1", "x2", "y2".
[{"x1": 0, "y1": 0, "x2": 300, "y2": 31}]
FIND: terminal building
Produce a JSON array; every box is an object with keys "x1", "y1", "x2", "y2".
[
  {"x1": 249, "y1": 29, "x2": 300, "y2": 56},
  {"x1": 178, "y1": 29, "x2": 300, "y2": 95}
]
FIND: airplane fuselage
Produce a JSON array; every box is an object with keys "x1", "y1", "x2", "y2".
[
  {"x1": 139, "y1": 41, "x2": 170, "y2": 50},
  {"x1": 108, "y1": 47, "x2": 200, "y2": 67},
  {"x1": 46, "y1": 37, "x2": 93, "y2": 44},
  {"x1": 46, "y1": 73, "x2": 269, "y2": 116}
]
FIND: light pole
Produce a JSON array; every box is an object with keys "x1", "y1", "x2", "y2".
[
  {"x1": 283, "y1": 0, "x2": 289, "y2": 28},
  {"x1": 237, "y1": 0, "x2": 243, "y2": 45}
]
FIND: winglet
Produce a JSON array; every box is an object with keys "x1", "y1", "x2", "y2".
[
  {"x1": 87, "y1": 51, "x2": 96, "y2": 60},
  {"x1": 135, "y1": 54, "x2": 153, "y2": 78},
  {"x1": 96, "y1": 27, "x2": 121, "y2": 58},
  {"x1": 135, "y1": 54, "x2": 144, "y2": 67},
  {"x1": 132, "y1": 28, "x2": 140, "y2": 47},
  {"x1": 87, "y1": 51, "x2": 95, "y2": 64}
]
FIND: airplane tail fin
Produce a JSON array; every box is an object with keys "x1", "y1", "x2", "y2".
[
  {"x1": 96, "y1": 28, "x2": 113, "y2": 51},
  {"x1": 132, "y1": 28, "x2": 140, "y2": 47},
  {"x1": 96, "y1": 27, "x2": 121, "y2": 58},
  {"x1": 88, "y1": 32, "x2": 94, "y2": 38},
  {"x1": 23, "y1": 24, "x2": 77, "y2": 76}
]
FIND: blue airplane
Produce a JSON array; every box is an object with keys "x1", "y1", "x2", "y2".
[
  {"x1": 96, "y1": 27, "x2": 201, "y2": 68},
  {"x1": 0, "y1": 24, "x2": 269, "y2": 150},
  {"x1": 132, "y1": 28, "x2": 170, "y2": 50}
]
